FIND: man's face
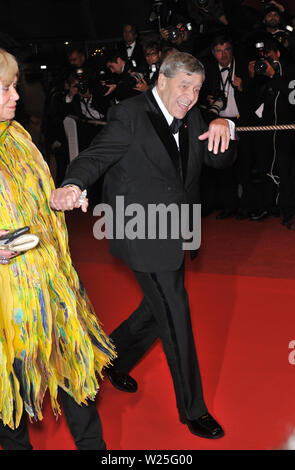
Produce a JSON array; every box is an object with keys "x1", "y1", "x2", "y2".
[
  {"x1": 145, "y1": 48, "x2": 161, "y2": 66},
  {"x1": 264, "y1": 11, "x2": 280, "y2": 28},
  {"x1": 157, "y1": 71, "x2": 203, "y2": 119},
  {"x1": 68, "y1": 51, "x2": 85, "y2": 68},
  {"x1": 212, "y1": 42, "x2": 233, "y2": 67},
  {"x1": 107, "y1": 58, "x2": 124, "y2": 74},
  {"x1": 123, "y1": 25, "x2": 137, "y2": 44}
]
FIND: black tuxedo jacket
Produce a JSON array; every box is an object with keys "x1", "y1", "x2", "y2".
[
  {"x1": 118, "y1": 41, "x2": 144, "y2": 69},
  {"x1": 62, "y1": 88, "x2": 236, "y2": 272}
]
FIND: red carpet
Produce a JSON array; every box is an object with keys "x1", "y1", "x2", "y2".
[{"x1": 22, "y1": 212, "x2": 295, "y2": 449}]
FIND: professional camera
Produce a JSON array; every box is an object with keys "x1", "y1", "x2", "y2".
[
  {"x1": 125, "y1": 60, "x2": 144, "y2": 88},
  {"x1": 208, "y1": 90, "x2": 227, "y2": 115},
  {"x1": 273, "y1": 25, "x2": 294, "y2": 45},
  {"x1": 75, "y1": 68, "x2": 89, "y2": 95},
  {"x1": 166, "y1": 22, "x2": 192, "y2": 41},
  {"x1": 254, "y1": 42, "x2": 276, "y2": 75},
  {"x1": 97, "y1": 66, "x2": 115, "y2": 95}
]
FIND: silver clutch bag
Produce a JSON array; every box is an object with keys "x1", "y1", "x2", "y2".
[{"x1": 0, "y1": 227, "x2": 39, "y2": 252}]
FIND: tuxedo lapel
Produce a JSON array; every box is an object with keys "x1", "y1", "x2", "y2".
[
  {"x1": 144, "y1": 89, "x2": 181, "y2": 179},
  {"x1": 179, "y1": 117, "x2": 189, "y2": 183}
]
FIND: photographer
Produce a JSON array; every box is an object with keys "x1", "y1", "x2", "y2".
[
  {"x1": 247, "y1": 2, "x2": 295, "y2": 60},
  {"x1": 159, "y1": 21, "x2": 195, "y2": 53},
  {"x1": 64, "y1": 72, "x2": 107, "y2": 150},
  {"x1": 117, "y1": 23, "x2": 145, "y2": 69},
  {"x1": 199, "y1": 35, "x2": 251, "y2": 219},
  {"x1": 105, "y1": 51, "x2": 142, "y2": 102},
  {"x1": 187, "y1": 0, "x2": 228, "y2": 28},
  {"x1": 132, "y1": 41, "x2": 163, "y2": 93},
  {"x1": 247, "y1": 38, "x2": 295, "y2": 223}
]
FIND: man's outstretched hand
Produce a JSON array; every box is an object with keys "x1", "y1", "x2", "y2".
[
  {"x1": 50, "y1": 186, "x2": 88, "y2": 213},
  {"x1": 198, "y1": 118, "x2": 230, "y2": 154}
]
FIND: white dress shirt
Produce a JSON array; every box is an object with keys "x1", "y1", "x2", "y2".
[
  {"x1": 218, "y1": 62, "x2": 239, "y2": 118},
  {"x1": 126, "y1": 41, "x2": 136, "y2": 59}
]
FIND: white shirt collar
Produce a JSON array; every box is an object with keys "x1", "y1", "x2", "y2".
[
  {"x1": 219, "y1": 62, "x2": 233, "y2": 73},
  {"x1": 152, "y1": 86, "x2": 174, "y2": 126}
]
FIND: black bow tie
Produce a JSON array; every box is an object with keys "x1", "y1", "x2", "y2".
[
  {"x1": 170, "y1": 117, "x2": 183, "y2": 134},
  {"x1": 220, "y1": 67, "x2": 230, "y2": 73},
  {"x1": 126, "y1": 45, "x2": 132, "y2": 49}
]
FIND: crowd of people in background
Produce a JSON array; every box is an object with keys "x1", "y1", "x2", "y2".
[{"x1": 4, "y1": 0, "x2": 295, "y2": 227}]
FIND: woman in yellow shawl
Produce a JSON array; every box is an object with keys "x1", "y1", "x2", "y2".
[{"x1": 0, "y1": 48, "x2": 115, "y2": 450}]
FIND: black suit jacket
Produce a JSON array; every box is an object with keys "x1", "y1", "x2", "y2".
[
  {"x1": 62, "y1": 88, "x2": 236, "y2": 272},
  {"x1": 118, "y1": 41, "x2": 145, "y2": 69}
]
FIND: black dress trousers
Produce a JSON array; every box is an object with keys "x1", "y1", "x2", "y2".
[{"x1": 110, "y1": 263, "x2": 208, "y2": 421}]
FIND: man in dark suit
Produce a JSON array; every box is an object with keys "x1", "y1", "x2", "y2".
[
  {"x1": 104, "y1": 51, "x2": 141, "y2": 102},
  {"x1": 117, "y1": 23, "x2": 145, "y2": 69},
  {"x1": 50, "y1": 52, "x2": 236, "y2": 439},
  {"x1": 199, "y1": 35, "x2": 251, "y2": 219}
]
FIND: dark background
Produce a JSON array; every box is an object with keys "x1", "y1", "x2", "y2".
[
  {"x1": 0, "y1": 0, "x2": 294, "y2": 57},
  {"x1": 0, "y1": 0, "x2": 153, "y2": 41},
  {"x1": 0, "y1": 0, "x2": 294, "y2": 43}
]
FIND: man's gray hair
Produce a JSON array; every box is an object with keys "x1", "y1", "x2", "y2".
[{"x1": 159, "y1": 51, "x2": 205, "y2": 81}]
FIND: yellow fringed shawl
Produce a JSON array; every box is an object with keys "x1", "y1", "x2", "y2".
[{"x1": 0, "y1": 120, "x2": 116, "y2": 429}]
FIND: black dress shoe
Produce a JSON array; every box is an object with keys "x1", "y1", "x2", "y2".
[
  {"x1": 250, "y1": 210, "x2": 269, "y2": 221},
  {"x1": 184, "y1": 413, "x2": 225, "y2": 439},
  {"x1": 106, "y1": 369, "x2": 138, "y2": 393},
  {"x1": 216, "y1": 210, "x2": 236, "y2": 220}
]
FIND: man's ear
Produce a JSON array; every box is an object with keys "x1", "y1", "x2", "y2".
[{"x1": 157, "y1": 73, "x2": 167, "y2": 91}]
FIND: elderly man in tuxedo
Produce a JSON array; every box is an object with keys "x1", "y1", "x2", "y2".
[{"x1": 50, "y1": 52, "x2": 236, "y2": 439}]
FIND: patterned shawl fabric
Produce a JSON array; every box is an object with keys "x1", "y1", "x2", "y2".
[{"x1": 0, "y1": 120, "x2": 115, "y2": 429}]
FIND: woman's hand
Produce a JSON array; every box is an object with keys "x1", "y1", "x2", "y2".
[{"x1": 0, "y1": 230, "x2": 18, "y2": 264}]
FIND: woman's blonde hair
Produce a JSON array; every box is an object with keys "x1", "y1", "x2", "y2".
[{"x1": 0, "y1": 48, "x2": 19, "y2": 86}]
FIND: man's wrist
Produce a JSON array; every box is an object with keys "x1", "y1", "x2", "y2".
[
  {"x1": 63, "y1": 184, "x2": 81, "y2": 199},
  {"x1": 225, "y1": 119, "x2": 236, "y2": 140}
]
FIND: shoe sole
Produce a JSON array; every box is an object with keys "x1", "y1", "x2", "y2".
[
  {"x1": 187, "y1": 424, "x2": 225, "y2": 439},
  {"x1": 107, "y1": 374, "x2": 138, "y2": 393}
]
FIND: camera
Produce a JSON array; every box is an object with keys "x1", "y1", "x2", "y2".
[
  {"x1": 208, "y1": 90, "x2": 228, "y2": 115},
  {"x1": 75, "y1": 68, "x2": 89, "y2": 95},
  {"x1": 124, "y1": 60, "x2": 144, "y2": 88},
  {"x1": 166, "y1": 22, "x2": 192, "y2": 41},
  {"x1": 273, "y1": 25, "x2": 294, "y2": 45},
  {"x1": 97, "y1": 66, "x2": 115, "y2": 95},
  {"x1": 253, "y1": 42, "x2": 277, "y2": 75},
  {"x1": 254, "y1": 42, "x2": 276, "y2": 75}
]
